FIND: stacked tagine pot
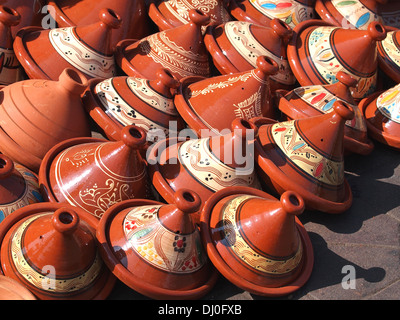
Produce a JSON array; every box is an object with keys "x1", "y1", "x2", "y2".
[
  {"x1": 253, "y1": 100, "x2": 354, "y2": 214},
  {"x1": 174, "y1": 55, "x2": 279, "y2": 136},
  {"x1": 0, "y1": 202, "x2": 116, "y2": 299},
  {"x1": 96, "y1": 188, "x2": 219, "y2": 299},
  {"x1": 39, "y1": 125, "x2": 151, "y2": 219},
  {"x1": 13, "y1": 8, "x2": 122, "y2": 80},
  {"x1": 83, "y1": 68, "x2": 185, "y2": 143},
  {"x1": 200, "y1": 186, "x2": 314, "y2": 297},
  {"x1": 0, "y1": 68, "x2": 91, "y2": 172},
  {"x1": 277, "y1": 70, "x2": 374, "y2": 155}
]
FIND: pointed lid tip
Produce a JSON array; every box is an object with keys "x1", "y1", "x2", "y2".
[
  {"x1": 336, "y1": 71, "x2": 358, "y2": 89},
  {"x1": 188, "y1": 9, "x2": 210, "y2": 27},
  {"x1": 155, "y1": 68, "x2": 180, "y2": 90},
  {"x1": 98, "y1": 8, "x2": 122, "y2": 30},
  {"x1": 173, "y1": 189, "x2": 202, "y2": 214},
  {"x1": 231, "y1": 118, "x2": 259, "y2": 140},
  {"x1": 280, "y1": 191, "x2": 305, "y2": 216},
  {"x1": 333, "y1": 100, "x2": 354, "y2": 121},
  {"x1": 270, "y1": 18, "x2": 293, "y2": 39},
  {"x1": 0, "y1": 154, "x2": 14, "y2": 179},
  {"x1": 256, "y1": 55, "x2": 279, "y2": 77},
  {"x1": 121, "y1": 125, "x2": 147, "y2": 149},
  {"x1": 52, "y1": 207, "x2": 80, "y2": 235},
  {"x1": 58, "y1": 68, "x2": 88, "y2": 95},
  {"x1": 0, "y1": 6, "x2": 20, "y2": 27},
  {"x1": 367, "y1": 21, "x2": 387, "y2": 41}
]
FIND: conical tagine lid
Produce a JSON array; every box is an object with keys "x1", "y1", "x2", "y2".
[
  {"x1": 359, "y1": 82, "x2": 400, "y2": 149},
  {"x1": 0, "y1": 68, "x2": 91, "y2": 173},
  {"x1": 83, "y1": 68, "x2": 185, "y2": 142},
  {"x1": 39, "y1": 125, "x2": 151, "y2": 219},
  {"x1": 96, "y1": 189, "x2": 219, "y2": 299},
  {"x1": 204, "y1": 18, "x2": 296, "y2": 91},
  {"x1": 315, "y1": 0, "x2": 387, "y2": 30},
  {"x1": 47, "y1": 0, "x2": 150, "y2": 48},
  {"x1": 13, "y1": 8, "x2": 122, "y2": 80},
  {"x1": 148, "y1": 0, "x2": 232, "y2": 31},
  {"x1": 115, "y1": 9, "x2": 211, "y2": 81},
  {"x1": 174, "y1": 55, "x2": 279, "y2": 136},
  {"x1": 0, "y1": 154, "x2": 43, "y2": 223},
  {"x1": 228, "y1": 0, "x2": 316, "y2": 29},
  {"x1": 200, "y1": 186, "x2": 314, "y2": 297},
  {"x1": 287, "y1": 19, "x2": 387, "y2": 100},
  {"x1": 377, "y1": 29, "x2": 400, "y2": 83},
  {"x1": 278, "y1": 70, "x2": 374, "y2": 155},
  {"x1": 147, "y1": 118, "x2": 261, "y2": 208},
  {"x1": 254, "y1": 100, "x2": 353, "y2": 213},
  {"x1": 0, "y1": 202, "x2": 116, "y2": 300}
]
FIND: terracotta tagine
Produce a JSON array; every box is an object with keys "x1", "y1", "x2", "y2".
[
  {"x1": 377, "y1": 29, "x2": 400, "y2": 83},
  {"x1": 39, "y1": 125, "x2": 151, "y2": 219},
  {"x1": 253, "y1": 100, "x2": 354, "y2": 213},
  {"x1": 0, "y1": 275, "x2": 36, "y2": 300},
  {"x1": 0, "y1": 202, "x2": 116, "y2": 300},
  {"x1": 204, "y1": 18, "x2": 296, "y2": 92},
  {"x1": 0, "y1": 68, "x2": 91, "y2": 173},
  {"x1": 13, "y1": 8, "x2": 122, "y2": 81},
  {"x1": 174, "y1": 55, "x2": 279, "y2": 136},
  {"x1": 115, "y1": 9, "x2": 211, "y2": 81},
  {"x1": 148, "y1": 0, "x2": 232, "y2": 31},
  {"x1": 277, "y1": 70, "x2": 374, "y2": 155},
  {"x1": 200, "y1": 186, "x2": 314, "y2": 296},
  {"x1": 83, "y1": 68, "x2": 185, "y2": 143},
  {"x1": 0, "y1": 154, "x2": 43, "y2": 223},
  {"x1": 96, "y1": 188, "x2": 219, "y2": 299},
  {"x1": 287, "y1": 19, "x2": 387, "y2": 100},
  {"x1": 147, "y1": 118, "x2": 261, "y2": 208},
  {"x1": 47, "y1": 0, "x2": 150, "y2": 48},
  {"x1": 315, "y1": 0, "x2": 387, "y2": 30},
  {"x1": 359, "y1": 82, "x2": 400, "y2": 149},
  {"x1": 228, "y1": 0, "x2": 316, "y2": 29},
  {"x1": 0, "y1": 6, "x2": 24, "y2": 85}
]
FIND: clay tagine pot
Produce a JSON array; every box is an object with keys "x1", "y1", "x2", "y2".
[
  {"x1": 13, "y1": 8, "x2": 122, "y2": 81},
  {"x1": 0, "y1": 275, "x2": 36, "y2": 300},
  {"x1": 0, "y1": 154, "x2": 43, "y2": 223},
  {"x1": 253, "y1": 100, "x2": 354, "y2": 214},
  {"x1": 315, "y1": 0, "x2": 387, "y2": 30},
  {"x1": 277, "y1": 70, "x2": 374, "y2": 155},
  {"x1": 83, "y1": 68, "x2": 186, "y2": 143},
  {"x1": 174, "y1": 55, "x2": 279, "y2": 136},
  {"x1": 147, "y1": 118, "x2": 261, "y2": 208},
  {"x1": 148, "y1": 0, "x2": 232, "y2": 31},
  {"x1": 200, "y1": 186, "x2": 313, "y2": 296},
  {"x1": 0, "y1": 6, "x2": 24, "y2": 86},
  {"x1": 287, "y1": 19, "x2": 387, "y2": 100},
  {"x1": 228, "y1": 0, "x2": 316, "y2": 29},
  {"x1": 0, "y1": 202, "x2": 116, "y2": 299},
  {"x1": 377, "y1": 29, "x2": 400, "y2": 83},
  {"x1": 47, "y1": 0, "x2": 151, "y2": 48},
  {"x1": 115, "y1": 9, "x2": 211, "y2": 81},
  {"x1": 96, "y1": 188, "x2": 219, "y2": 299},
  {"x1": 204, "y1": 18, "x2": 296, "y2": 92},
  {"x1": 359, "y1": 82, "x2": 400, "y2": 149},
  {"x1": 39, "y1": 125, "x2": 151, "y2": 219},
  {"x1": 0, "y1": 68, "x2": 91, "y2": 173}
]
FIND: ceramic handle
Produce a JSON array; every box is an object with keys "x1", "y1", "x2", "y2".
[
  {"x1": 332, "y1": 101, "x2": 354, "y2": 121},
  {"x1": 173, "y1": 189, "x2": 202, "y2": 214},
  {"x1": 367, "y1": 21, "x2": 387, "y2": 42},
  {"x1": 58, "y1": 68, "x2": 88, "y2": 95},
  {"x1": 155, "y1": 69, "x2": 180, "y2": 90},
  {"x1": 121, "y1": 125, "x2": 147, "y2": 150},
  {"x1": 0, "y1": 154, "x2": 14, "y2": 179},
  {"x1": 336, "y1": 71, "x2": 358, "y2": 88},
  {"x1": 231, "y1": 118, "x2": 259, "y2": 140},
  {"x1": 280, "y1": 191, "x2": 305, "y2": 216},
  {"x1": 255, "y1": 56, "x2": 279, "y2": 78},
  {"x1": 99, "y1": 8, "x2": 122, "y2": 29},
  {"x1": 52, "y1": 208, "x2": 79, "y2": 235},
  {"x1": 188, "y1": 9, "x2": 210, "y2": 27},
  {"x1": 0, "y1": 6, "x2": 20, "y2": 27},
  {"x1": 270, "y1": 18, "x2": 293, "y2": 40}
]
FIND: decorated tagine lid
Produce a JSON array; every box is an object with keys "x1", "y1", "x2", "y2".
[
  {"x1": 315, "y1": 0, "x2": 387, "y2": 30},
  {"x1": 115, "y1": 9, "x2": 211, "y2": 81},
  {"x1": 359, "y1": 82, "x2": 400, "y2": 149},
  {"x1": 0, "y1": 275, "x2": 36, "y2": 300},
  {"x1": 148, "y1": 0, "x2": 232, "y2": 31},
  {"x1": 0, "y1": 6, "x2": 24, "y2": 86},
  {"x1": 147, "y1": 118, "x2": 261, "y2": 208},
  {"x1": 0, "y1": 154, "x2": 43, "y2": 223},
  {"x1": 47, "y1": 0, "x2": 150, "y2": 48},
  {"x1": 228, "y1": 0, "x2": 316, "y2": 29},
  {"x1": 39, "y1": 125, "x2": 151, "y2": 219},
  {"x1": 96, "y1": 188, "x2": 219, "y2": 299},
  {"x1": 83, "y1": 68, "x2": 185, "y2": 143},
  {"x1": 200, "y1": 186, "x2": 314, "y2": 297},
  {"x1": 13, "y1": 8, "x2": 122, "y2": 81},
  {"x1": 0, "y1": 68, "x2": 91, "y2": 173},
  {"x1": 377, "y1": 28, "x2": 400, "y2": 83},
  {"x1": 254, "y1": 100, "x2": 354, "y2": 214},
  {"x1": 175, "y1": 56, "x2": 279, "y2": 136},
  {"x1": 277, "y1": 70, "x2": 374, "y2": 155},
  {"x1": 0, "y1": 202, "x2": 116, "y2": 299},
  {"x1": 204, "y1": 18, "x2": 296, "y2": 92},
  {"x1": 287, "y1": 19, "x2": 387, "y2": 101}
]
